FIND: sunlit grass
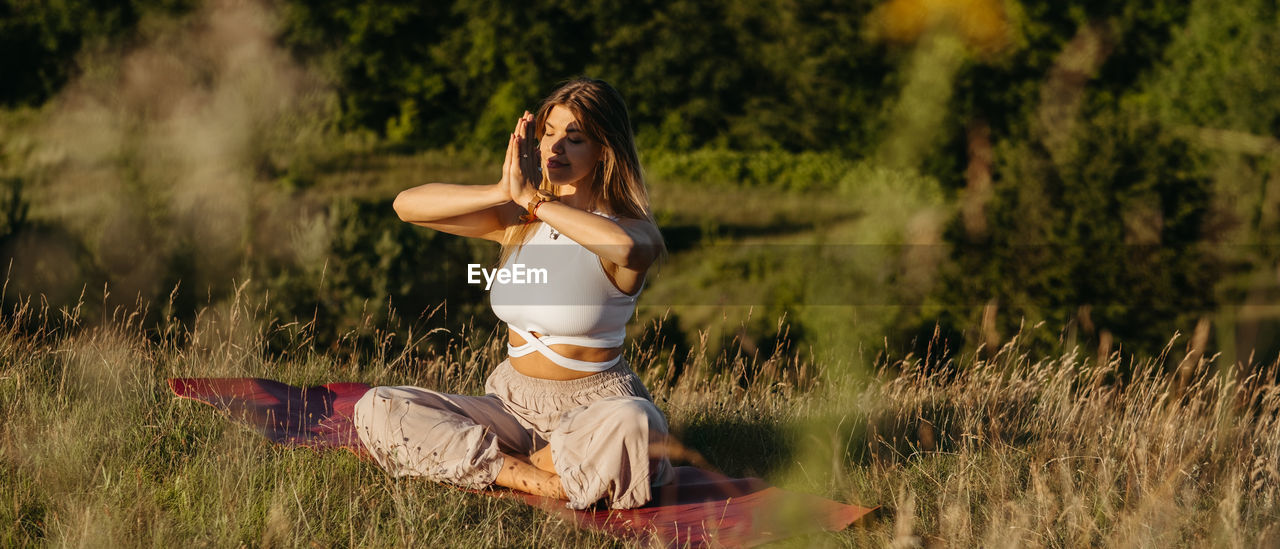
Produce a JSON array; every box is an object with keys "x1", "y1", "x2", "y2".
[{"x1": 2, "y1": 287, "x2": 1278, "y2": 547}]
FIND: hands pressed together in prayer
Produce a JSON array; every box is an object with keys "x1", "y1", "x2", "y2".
[{"x1": 500, "y1": 111, "x2": 542, "y2": 207}]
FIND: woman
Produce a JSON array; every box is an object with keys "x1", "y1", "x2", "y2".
[{"x1": 353, "y1": 78, "x2": 673, "y2": 510}]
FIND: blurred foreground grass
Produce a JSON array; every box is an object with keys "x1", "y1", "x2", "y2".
[{"x1": 2, "y1": 287, "x2": 1278, "y2": 547}]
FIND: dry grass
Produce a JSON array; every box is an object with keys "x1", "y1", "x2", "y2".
[
  {"x1": 2, "y1": 289, "x2": 1279, "y2": 548},
  {"x1": 839, "y1": 334, "x2": 1280, "y2": 547}
]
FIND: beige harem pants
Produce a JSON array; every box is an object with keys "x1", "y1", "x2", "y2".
[{"x1": 353, "y1": 358, "x2": 673, "y2": 509}]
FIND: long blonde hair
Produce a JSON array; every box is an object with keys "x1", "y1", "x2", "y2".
[{"x1": 499, "y1": 78, "x2": 658, "y2": 266}]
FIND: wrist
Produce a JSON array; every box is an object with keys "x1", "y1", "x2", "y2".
[
  {"x1": 490, "y1": 182, "x2": 513, "y2": 205},
  {"x1": 516, "y1": 187, "x2": 539, "y2": 206},
  {"x1": 518, "y1": 189, "x2": 559, "y2": 222}
]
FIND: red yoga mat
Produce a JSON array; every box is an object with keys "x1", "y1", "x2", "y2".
[{"x1": 168, "y1": 377, "x2": 875, "y2": 547}]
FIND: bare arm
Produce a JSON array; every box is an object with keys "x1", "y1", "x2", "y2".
[
  {"x1": 392, "y1": 182, "x2": 520, "y2": 242},
  {"x1": 393, "y1": 117, "x2": 536, "y2": 242},
  {"x1": 527, "y1": 200, "x2": 664, "y2": 295}
]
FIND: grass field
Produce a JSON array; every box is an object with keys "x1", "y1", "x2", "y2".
[
  {"x1": 4, "y1": 1, "x2": 1278, "y2": 544},
  {"x1": 2, "y1": 282, "x2": 1278, "y2": 547},
  {"x1": 4, "y1": 149, "x2": 1277, "y2": 547}
]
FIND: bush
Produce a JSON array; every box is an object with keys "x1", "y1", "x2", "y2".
[
  {"x1": 646, "y1": 149, "x2": 856, "y2": 192},
  {"x1": 254, "y1": 196, "x2": 498, "y2": 355}
]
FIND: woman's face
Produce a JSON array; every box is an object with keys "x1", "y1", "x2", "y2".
[{"x1": 539, "y1": 104, "x2": 603, "y2": 187}]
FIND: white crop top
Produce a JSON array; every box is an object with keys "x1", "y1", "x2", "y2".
[{"x1": 489, "y1": 213, "x2": 641, "y2": 371}]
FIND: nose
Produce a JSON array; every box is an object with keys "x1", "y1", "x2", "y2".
[{"x1": 547, "y1": 135, "x2": 566, "y2": 154}]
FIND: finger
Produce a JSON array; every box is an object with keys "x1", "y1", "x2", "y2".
[
  {"x1": 503, "y1": 132, "x2": 514, "y2": 172},
  {"x1": 522, "y1": 116, "x2": 535, "y2": 155},
  {"x1": 523, "y1": 137, "x2": 538, "y2": 182},
  {"x1": 517, "y1": 111, "x2": 530, "y2": 139},
  {"x1": 507, "y1": 134, "x2": 524, "y2": 201},
  {"x1": 512, "y1": 137, "x2": 526, "y2": 178},
  {"x1": 513, "y1": 112, "x2": 531, "y2": 138},
  {"x1": 523, "y1": 136, "x2": 540, "y2": 182},
  {"x1": 503, "y1": 132, "x2": 516, "y2": 181},
  {"x1": 518, "y1": 116, "x2": 536, "y2": 175}
]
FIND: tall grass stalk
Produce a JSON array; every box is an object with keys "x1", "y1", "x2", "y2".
[{"x1": 2, "y1": 288, "x2": 1278, "y2": 547}]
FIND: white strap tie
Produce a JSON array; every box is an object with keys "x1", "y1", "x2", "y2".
[{"x1": 507, "y1": 325, "x2": 621, "y2": 372}]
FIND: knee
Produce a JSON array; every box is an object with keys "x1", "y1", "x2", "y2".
[
  {"x1": 353, "y1": 387, "x2": 384, "y2": 434},
  {"x1": 369, "y1": 385, "x2": 438, "y2": 404},
  {"x1": 354, "y1": 387, "x2": 407, "y2": 430},
  {"x1": 597, "y1": 397, "x2": 668, "y2": 440},
  {"x1": 551, "y1": 397, "x2": 672, "y2": 509},
  {"x1": 552, "y1": 396, "x2": 668, "y2": 451},
  {"x1": 358, "y1": 386, "x2": 449, "y2": 417},
  {"x1": 354, "y1": 387, "x2": 377, "y2": 417},
  {"x1": 352, "y1": 387, "x2": 503, "y2": 488},
  {"x1": 353, "y1": 387, "x2": 407, "y2": 449}
]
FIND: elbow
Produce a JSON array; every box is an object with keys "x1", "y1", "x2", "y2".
[
  {"x1": 617, "y1": 238, "x2": 659, "y2": 271},
  {"x1": 612, "y1": 225, "x2": 665, "y2": 270},
  {"x1": 392, "y1": 190, "x2": 412, "y2": 222}
]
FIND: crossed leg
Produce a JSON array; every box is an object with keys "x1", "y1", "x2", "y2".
[
  {"x1": 354, "y1": 387, "x2": 682, "y2": 506},
  {"x1": 495, "y1": 451, "x2": 564, "y2": 499},
  {"x1": 530, "y1": 445, "x2": 556, "y2": 473}
]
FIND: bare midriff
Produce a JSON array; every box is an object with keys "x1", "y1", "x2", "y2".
[{"x1": 507, "y1": 328, "x2": 622, "y2": 380}]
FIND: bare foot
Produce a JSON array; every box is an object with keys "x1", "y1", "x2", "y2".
[
  {"x1": 530, "y1": 445, "x2": 556, "y2": 473},
  {"x1": 494, "y1": 453, "x2": 566, "y2": 500}
]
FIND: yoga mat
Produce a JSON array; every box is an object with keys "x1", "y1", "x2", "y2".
[{"x1": 168, "y1": 377, "x2": 874, "y2": 547}]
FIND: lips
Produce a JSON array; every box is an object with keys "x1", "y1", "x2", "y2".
[{"x1": 546, "y1": 158, "x2": 568, "y2": 169}]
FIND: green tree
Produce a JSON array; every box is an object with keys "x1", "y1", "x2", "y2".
[{"x1": 0, "y1": 0, "x2": 194, "y2": 106}]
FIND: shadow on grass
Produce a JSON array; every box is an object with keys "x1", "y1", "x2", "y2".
[
  {"x1": 860, "y1": 393, "x2": 1041, "y2": 466},
  {"x1": 674, "y1": 414, "x2": 796, "y2": 480},
  {"x1": 675, "y1": 388, "x2": 1044, "y2": 485},
  {"x1": 673, "y1": 406, "x2": 971, "y2": 480}
]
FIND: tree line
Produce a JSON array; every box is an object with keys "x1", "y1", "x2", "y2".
[{"x1": 4, "y1": 0, "x2": 1279, "y2": 361}]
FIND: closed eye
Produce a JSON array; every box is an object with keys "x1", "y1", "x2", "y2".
[{"x1": 544, "y1": 130, "x2": 583, "y2": 144}]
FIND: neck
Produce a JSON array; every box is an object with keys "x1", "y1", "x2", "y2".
[{"x1": 556, "y1": 180, "x2": 597, "y2": 211}]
